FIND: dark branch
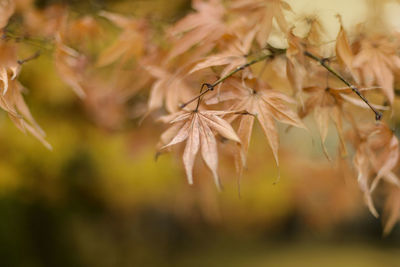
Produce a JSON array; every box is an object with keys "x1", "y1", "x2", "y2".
[
  {"x1": 304, "y1": 51, "x2": 382, "y2": 121},
  {"x1": 180, "y1": 51, "x2": 283, "y2": 109},
  {"x1": 18, "y1": 51, "x2": 41, "y2": 65}
]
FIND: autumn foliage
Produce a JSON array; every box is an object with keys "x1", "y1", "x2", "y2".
[{"x1": 2, "y1": 0, "x2": 400, "y2": 235}]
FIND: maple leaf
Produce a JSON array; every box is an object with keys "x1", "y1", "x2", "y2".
[
  {"x1": 158, "y1": 109, "x2": 241, "y2": 190},
  {"x1": 286, "y1": 31, "x2": 307, "y2": 96},
  {"x1": 0, "y1": 41, "x2": 21, "y2": 95},
  {"x1": 1, "y1": 79, "x2": 51, "y2": 150},
  {"x1": 231, "y1": 0, "x2": 292, "y2": 47},
  {"x1": 0, "y1": 0, "x2": 15, "y2": 29},
  {"x1": 145, "y1": 65, "x2": 195, "y2": 113},
  {"x1": 167, "y1": 0, "x2": 227, "y2": 59},
  {"x1": 367, "y1": 125, "x2": 400, "y2": 192},
  {"x1": 67, "y1": 15, "x2": 103, "y2": 45},
  {"x1": 79, "y1": 68, "x2": 145, "y2": 130},
  {"x1": 54, "y1": 35, "x2": 87, "y2": 98},
  {"x1": 304, "y1": 16, "x2": 326, "y2": 46},
  {"x1": 299, "y1": 71, "x2": 388, "y2": 159},
  {"x1": 97, "y1": 11, "x2": 148, "y2": 67},
  {"x1": 335, "y1": 17, "x2": 358, "y2": 81},
  {"x1": 352, "y1": 35, "x2": 400, "y2": 104},
  {"x1": 0, "y1": 41, "x2": 51, "y2": 149},
  {"x1": 189, "y1": 29, "x2": 257, "y2": 79},
  {"x1": 207, "y1": 78, "x2": 306, "y2": 172},
  {"x1": 285, "y1": 28, "x2": 329, "y2": 99},
  {"x1": 22, "y1": 4, "x2": 67, "y2": 38},
  {"x1": 382, "y1": 187, "x2": 400, "y2": 235},
  {"x1": 300, "y1": 86, "x2": 355, "y2": 158},
  {"x1": 351, "y1": 123, "x2": 400, "y2": 217}
]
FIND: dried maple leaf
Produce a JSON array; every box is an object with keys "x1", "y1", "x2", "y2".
[
  {"x1": 80, "y1": 70, "x2": 137, "y2": 130},
  {"x1": 305, "y1": 16, "x2": 326, "y2": 46},
  {"x1": 352, "y1": 35, "x2": 400, "y2": 104},
  {"x1": 22, "y1": 4, "x2": 66, "y2": 37},
  {"x1": 167, "y1": 0, "x2": 227, "y2": 59},
  {"x1": 158, "y1": 109, "x2": 241, "y2": 190},
  {"x1": 300, "y1": 85, "x2": 350, "y2": 158},
  {"x1": 382, "y1": 186, "x2": 400, "y2": 235},
  {"x1": 67, "y1": 15, "x2": 102, "y2": 45},
  {"x1": 286, "y1": 31, "x2": 307, "y2": 96},
  {"x1": 54, "y1": 35, "x2": 87, "y2": 98},
  {"x1": 0, "y1": 0, "x2": 15, "y2": 29},
  {"x1": 231, "y1": 0, "x2": 292, "y2": 47},
  {"x1": 207, "y1": 78, "x2": 305, "y2": 172},
  {"x1": 97, "y1": 11, "x2": 148, "y2": 67},
  {"x1": 145, "y1": 65, "x2": 195, "y2": 113},
  {"x1": 0, "y1": 41, "x2": 20, "y2": 94},
  {"x1": 0, "y1": 41, "x2": 50, "y2": 149},
  {"x1": 335, "y1": 17, "x2": 358, "y2": 81},
  {"x1": 1, "y1": 79, "x2": 51, "y2": 150},
  {"x1": 300, "y1": 72, "x2": 387, "y2": 159},
  {"x1": 189, "y1": 29, "x2": 256, "y2": 79},
  {"x1": 351, "y1": 123, "x2": 400, "y2": 217},
  {"x1": 367, "y1": 124, "x2": 400, "y2": 192}
]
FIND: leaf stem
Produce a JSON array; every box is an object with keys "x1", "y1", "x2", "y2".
[
  {"x1": 304, "y1": 51, "x2": 382, "y2": 121},
  {"x1": 195, "y1": 83, "x2": 210, "y2": 111}
]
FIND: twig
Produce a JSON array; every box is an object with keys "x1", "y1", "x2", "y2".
[
  {"x1": 3, "y1": 30, "x2": 53, "y2": 51},
  {"x1": 195, "y1": 83, "x2": 210, "y2": 111},
  {"x1": 180, "y1": 52, "x2": 281, "y2": 109},
  {"x1": 18, "y1": 51, "x2": 41, "y2": 65},
  {"x1": 304, "y1": 51, "x2": 382, "y2": 121}
]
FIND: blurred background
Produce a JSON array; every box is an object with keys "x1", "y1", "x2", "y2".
[{"x1": 1, "y1": 0, "x2": 400, "y2": 266}]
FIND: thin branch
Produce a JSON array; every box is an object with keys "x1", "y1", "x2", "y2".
[
  {"x1": 195, "y1": 83, "x2": 209, "y2": 111},
  {"x1": 181, "y1": 83, "x2": 213, "y2": 110},
  {"x1": 2, "y1": 30, "x2": 53, "y2": 51},
  {"x1": 18, "y1": 51, "x2": 41, "y2": 65},
  {"x1": 304, "y1": 51, "x2": 382, "y2": 121},
  {"x1": 180, "y1": 52, "x2": 280, "y2": 109}
]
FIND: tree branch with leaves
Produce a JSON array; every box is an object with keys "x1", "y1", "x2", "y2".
[{"x1": 1, "y1": 0, "x2": 400, "y2": 235}]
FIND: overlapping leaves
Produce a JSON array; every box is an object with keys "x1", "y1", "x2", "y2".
[{"x1": 158, "y1": 109, "x2": 241, "y2": 190}]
